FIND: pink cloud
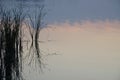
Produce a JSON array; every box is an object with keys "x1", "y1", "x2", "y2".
[{"x1": 47, "y1": 20, "x2": 120, "y2": 33}]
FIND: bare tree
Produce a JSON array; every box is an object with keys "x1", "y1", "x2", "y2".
[{"x1": 0, "y1": 0, "x2": 45, "y2": 80}]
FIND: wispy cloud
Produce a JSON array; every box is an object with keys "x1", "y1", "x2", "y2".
[
  {"x1": 38, "y1": 20, "x2": 120, "y2": 42},
  {"x1": 47, "y1": 20, "x2": 120, "y2": 32}
]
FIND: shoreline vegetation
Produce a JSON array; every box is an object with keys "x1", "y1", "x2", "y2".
[{"x1": 0, "y1": 0, "x2": 45, "y2": 80}]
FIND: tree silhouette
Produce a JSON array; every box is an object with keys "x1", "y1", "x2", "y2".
[{"x1": 0, "y1": 0, "x2": 45, "y2": 80}]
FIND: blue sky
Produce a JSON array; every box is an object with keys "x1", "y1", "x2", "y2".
[
  {"x1": 44, "y1": 0, "x2": 120, "y2": 23},
  {"x1": 1, "y1": 0, "x2": 120, "y2": 24}
]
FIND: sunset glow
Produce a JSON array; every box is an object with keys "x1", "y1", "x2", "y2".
[{"x1": 24, "y1": 20, "x2": 120, "y2": 80}]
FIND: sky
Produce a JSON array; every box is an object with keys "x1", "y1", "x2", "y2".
[
  {"x1": 44, "y1": 0, "x2": 120, "y2": 23},
  {"x1": 1, "y1": 0, "x2": 120, "y2": 24},
  {"x1": 27, "y1": 1, "x2": 120, "y2": 80},
  {"x1": 1, "y1": 0, "x2": 120, "y2": 80},
  {"x1": 22, "y1": 21, "x2": 120, "y2": 80},
  {"x1": 15, "y1": 0, "x2": 120, "y2": 80}
]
